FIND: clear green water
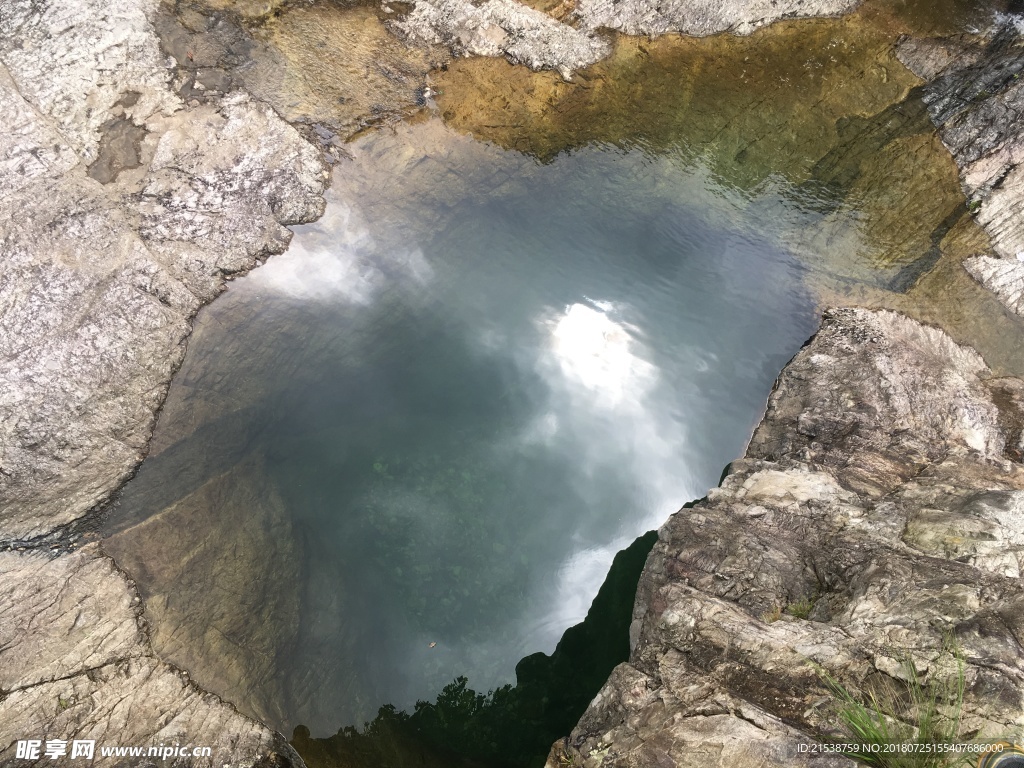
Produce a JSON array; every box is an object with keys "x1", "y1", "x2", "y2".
[{"x1": 107, "y1": 119, "x2": 823, "y2": 735}]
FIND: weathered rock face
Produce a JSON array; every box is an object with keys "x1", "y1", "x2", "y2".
[
  {"x1": 3, "y1": 0, "x2": 1022, "y2": 766},
  {"x1": 0, "y1": 0, "x2": 327, "y2": 543},
  {"x1": 393, "y1": 0, "x2": 865, "y2": 77},
  {"x1": 394, "y1": 0, "x2": 610, "y2": 77},
  {"x1": 898, "y1": 26, "x2": 1024, "y2": 317},
  {"x1": 554, "y1": 308, "x2": 1024, "y2": 766},
  {"x1": 0, "y1": 0, "x2": 325, "y2": 763}
]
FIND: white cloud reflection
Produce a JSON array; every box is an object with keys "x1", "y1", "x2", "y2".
[
  {"x1": 250, "y1": 202, "x2": 433, "y2": 302},
  {"x1": 523, "y1": 300, "x2": 698, "y2": 651},
  {"x1": 548, "y1": 302, "x2": 657, "y2": 406}
]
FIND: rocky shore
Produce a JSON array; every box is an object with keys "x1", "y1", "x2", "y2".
[
  {"x1": 1, "y1": 0, "x2": 324, "y2": 763},
  {"x1": 551, "y1": 307, "x2": 1024, "y2": 766},
  {"x1": 549, "y1": 20, "x2": 1024, "y2": 766},
  {"x1": 2, "y1": 0, "x2": 1024, "y2": 765}
]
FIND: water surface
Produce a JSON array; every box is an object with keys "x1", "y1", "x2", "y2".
[{"x1": 105, "y1": 118, "x2": 819, "y2": 734}]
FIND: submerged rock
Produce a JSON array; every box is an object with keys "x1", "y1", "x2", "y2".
[
  {"x1": 555, "y1": 308, "x2": 1024, "y2": 765},
  {"x1": 899, "y1": 25, "x2": 1024, "y2": 317},
  {"x1": 103, "y1": 458, "x2": 304, "y2": 732},
  {"x1": 0, "y1": 545, "x2": 302, "y2": 767}
]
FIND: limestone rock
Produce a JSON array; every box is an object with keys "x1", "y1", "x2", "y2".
[
  {"x1": 965, "y1": 255, "x2": 1024, "y2": 317},
  {"x1": 393, "y1": 0, "x2": 609, "y2": 77},
  {"x1": 0, "y1": 0, "x2": 326, "y2": 542},
  {"x1": 901, "y1": 26, "x2": 1024, "y2": 316},
  {"x1": 556, "y1": 309, "x2": 1024, "y2": 766},
  {"x1": 0, "y1": 0, "x2": 324, "y2": 763},
  {"x1": 575, "y1": 0, "x2": 861, "y2": 39}
]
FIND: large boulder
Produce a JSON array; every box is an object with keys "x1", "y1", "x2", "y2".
[{"x1": 554, "y1": 308, "x2": 1024, "y2": 766}]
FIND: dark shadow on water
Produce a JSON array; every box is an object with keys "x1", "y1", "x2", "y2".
[{"x1": 291, "y1": 529, "x2": 659, "y2": 768}]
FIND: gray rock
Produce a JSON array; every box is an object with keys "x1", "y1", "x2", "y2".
[
  {"x1": 0, "y1": 0, "x2": 327, "y2": 542},
  {"x1": 901, "y1": 27, "x2": 1024, "y2": 316},
  {"x1": 555, "y1": 309, "x2": 1024, "y2": 766},
  {"x1": 0, "y1": 0, "x2": 325, "y2": 763},
  {"x1": 394, "y1": 0, "x2": 609, "y2": 77},
  {"x1": 393, "y1": 0, "x2": 863, "y2": 76},
  {"x1": 0, "y1": 545, "x2": 302, "y2": 767},
  {"x1": 965, "y1": 255, "x2": 1024, "y2": 317},
  {"x1": 576, "y1": 0, "x2": 861, "y2": 39}
]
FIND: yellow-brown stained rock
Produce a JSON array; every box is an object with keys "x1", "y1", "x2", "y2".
[{"x1": 247, "y1": 4, "x2": 446, "y2": 134}]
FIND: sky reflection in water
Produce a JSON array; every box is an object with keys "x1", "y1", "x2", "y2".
[
  {"x1": 245, "y1": 126, "x2": 818, "y2": 731},
  {"x1": 114, "y1": 121, "x2": 820, "y2": 734}
]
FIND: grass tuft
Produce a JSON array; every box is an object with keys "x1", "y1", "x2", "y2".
[{"x1": 818, "y1": 640, "x2": 973, "y2": 768}]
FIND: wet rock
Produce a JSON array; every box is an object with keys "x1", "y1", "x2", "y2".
[
  {"x1": 556, "y1": 309, "x2": 1024, "y2": 766},
  {"x1": 964, "y1": 254, "x2": 1024, "y2": 316},
  {"x1": 901, "y1": 25, "x2": 1024, "y2": 317},
  {"x1": 103, "y1": 458, "x2": 303, "y2": 731},
  {"x1": 155, "y1": 3, "x2": 445, "y2": 138},
  {"x1": 0, "y1": 545, "x2": 302, "y2": 767},
  {"x1": 87, "y1": 118, "x2": 148, "y2": 184}
]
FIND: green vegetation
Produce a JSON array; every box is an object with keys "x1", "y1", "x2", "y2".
[
  {"x1": 785, "y1": 597, "x2": 816, "y2": 620},
  {"x1": 761, "y1": 605, "x2": 783, "y2": 623},
  {"x1": 293, "y1": 531, "x2": 658, "y2": 768},
  {"x1": 819, "y1": 642, "x2": 972, "y2": 768}
]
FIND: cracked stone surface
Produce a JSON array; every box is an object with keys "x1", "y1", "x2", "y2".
[
  {"x1": 4, "y1": 0, "x2": 1024, "y2": 765},
  {"x1": 395, "y1": 0, "x2": 864, "y2": 73},
  {"x1": 575, "y1": 0, "x2": 861, "y2": 38},
  {"x1": 550, "y1": 309, "x2": 1024, "y2": 766},
  {"x1": 0, "y1": 0, "x2": 327, "y2": 542},
  {"x1": 0, "y1": 546, "x2": 301, "y2": 767},
  {"x1": 0, "y1": 0, "x2": 324, "y2": 764},
  {"x1": 394, "y1": 0, "x2": 609, "y2": 78}
]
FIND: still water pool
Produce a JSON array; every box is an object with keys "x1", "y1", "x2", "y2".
[{"x1": 106, "y1": 117, "x2": 825, "y2": 736}]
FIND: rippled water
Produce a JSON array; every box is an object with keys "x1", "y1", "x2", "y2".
[
  {"x1": 91, "y1": 0, "x2": 1024, "y2": 755},
  {"x1": 104, "y1": 118, "x2": 822, "y2": 734}
]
